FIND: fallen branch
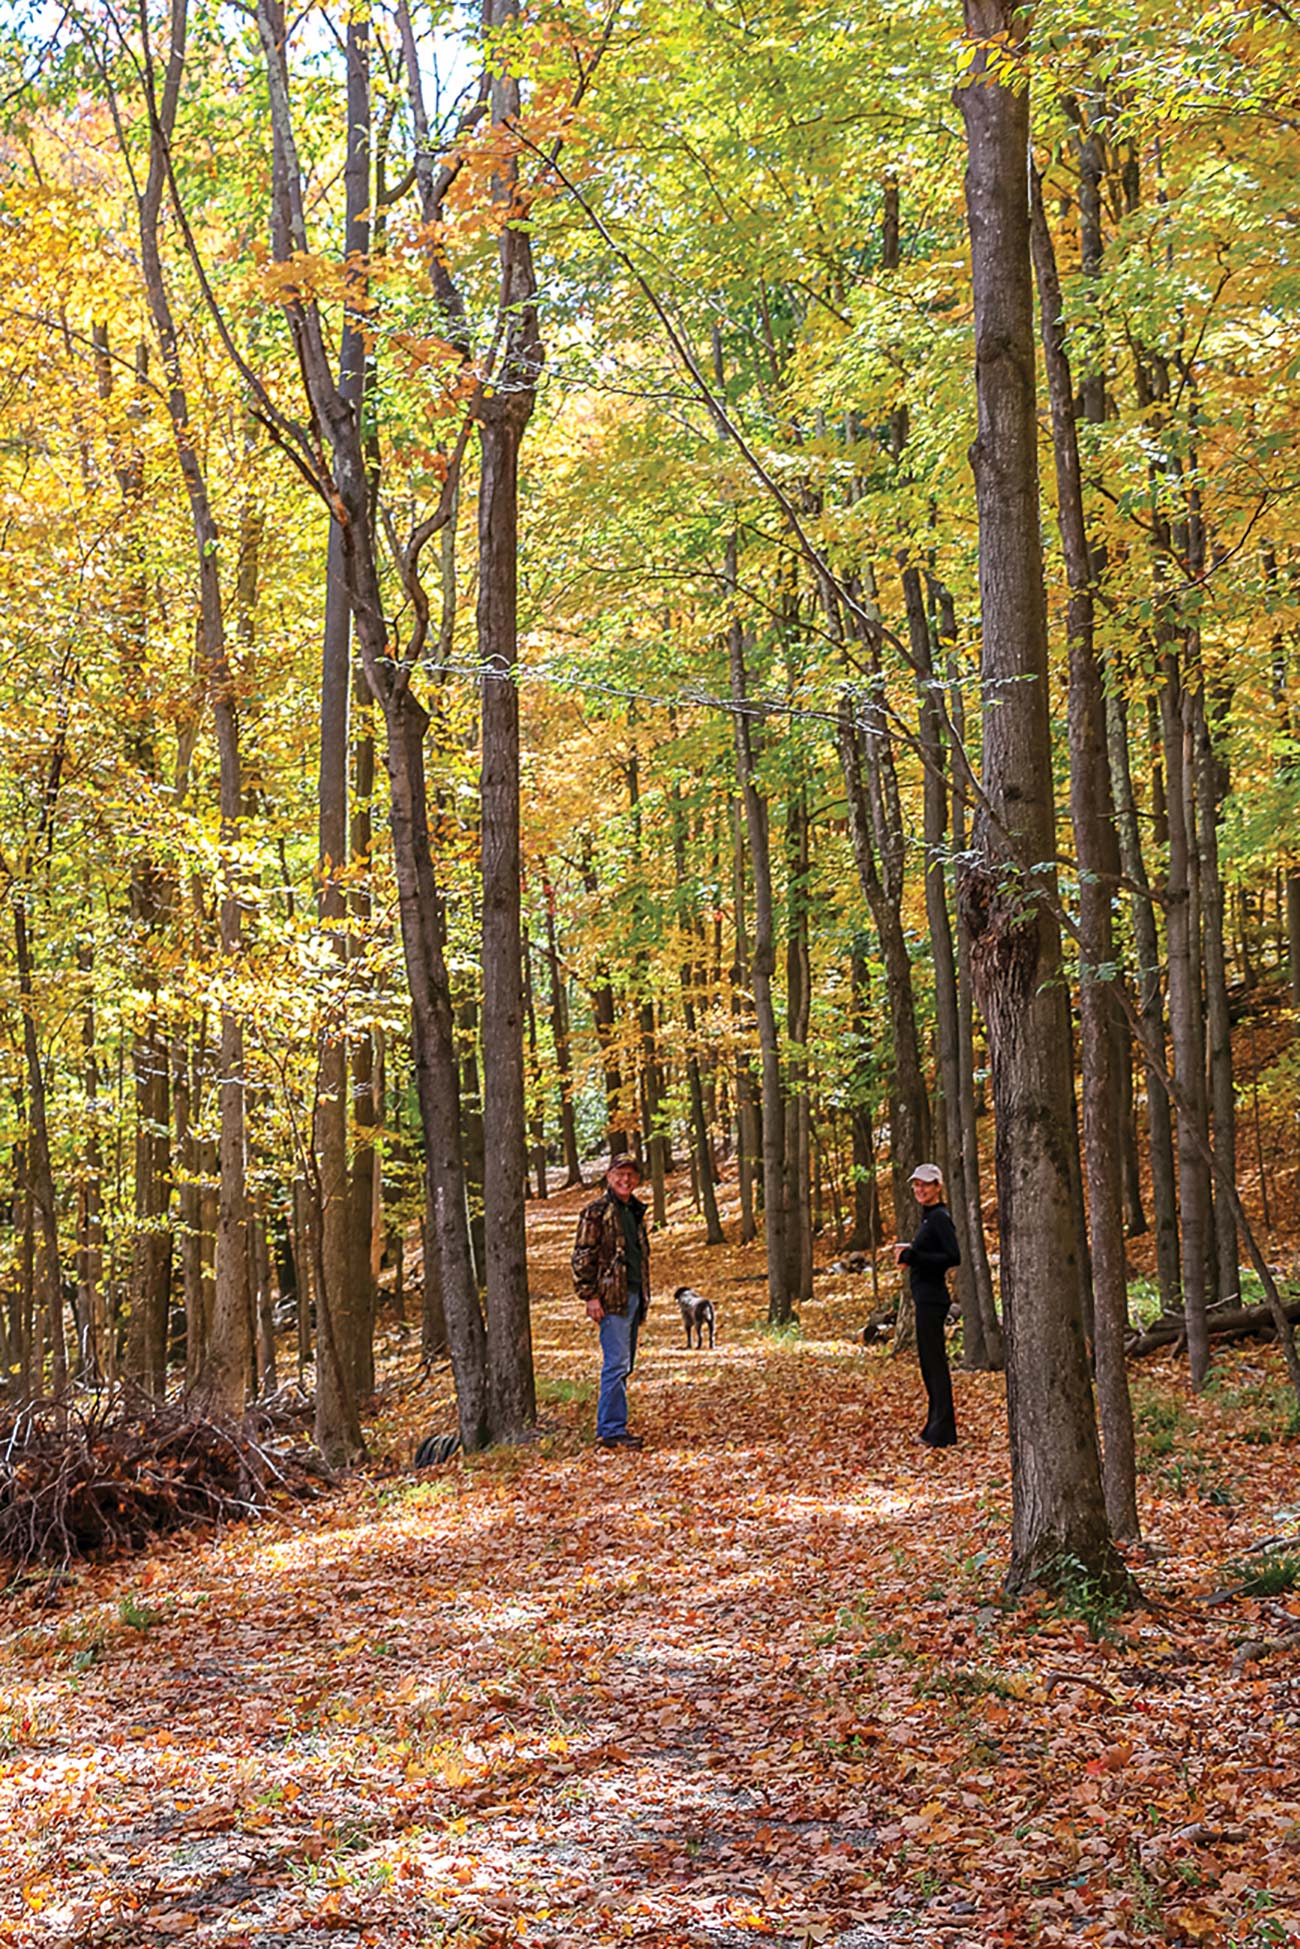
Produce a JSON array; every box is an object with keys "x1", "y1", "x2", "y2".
[
  {"x1": 1232, "y1": 1631, "x2": 1300, "y2": 1672},
  {"x1": 1042, "y1": 1667, "x2": 1121, "y2": 1700},
  {"x1": 1126, "y1": 1298, "x2": 1300, "y2": 1356}
]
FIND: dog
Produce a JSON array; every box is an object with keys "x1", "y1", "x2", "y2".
[{"x1": 675, "y1": 1285, "x2": 716, "y2": 1349}]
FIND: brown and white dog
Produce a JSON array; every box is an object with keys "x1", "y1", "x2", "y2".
[{"x1": 675, "y1": 1286, "x2": 716, "y2": 1349}]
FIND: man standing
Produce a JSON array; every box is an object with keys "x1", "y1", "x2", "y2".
[{"x1": 572, "y1": 1153, "x2": 650, "y2": 1449}]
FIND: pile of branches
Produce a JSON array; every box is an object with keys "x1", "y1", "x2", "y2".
[{"x1": 0, "y1": 1391, "x2": 333, "y2": 1576}]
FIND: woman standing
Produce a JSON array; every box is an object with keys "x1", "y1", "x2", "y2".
[{"x1": 894, "y1": 1163, "x2": 961, "y2": 1448}]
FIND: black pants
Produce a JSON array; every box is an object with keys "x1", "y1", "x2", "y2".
[{"x1": 915, "y1": 1299, "x2": 957, "y2": 1447}]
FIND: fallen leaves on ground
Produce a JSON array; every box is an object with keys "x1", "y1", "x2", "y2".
[{"x1": 1, "y1": 1175, "x2": 1298, "y2": 1948}]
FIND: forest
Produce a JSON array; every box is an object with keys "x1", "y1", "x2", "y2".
[{"x1": 1, "y1": 0, "x2": 1300, "y2": 1943}]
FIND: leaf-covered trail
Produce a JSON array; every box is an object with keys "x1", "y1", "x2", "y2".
[{"x1": 3, "y1": 1180, "x2": 1300, "y2": 1948}]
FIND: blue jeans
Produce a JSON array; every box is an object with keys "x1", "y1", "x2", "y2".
[{"x1": 597, "y1": 1291, "x2": 642, "y2": 1439}]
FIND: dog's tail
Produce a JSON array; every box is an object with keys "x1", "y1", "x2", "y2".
[{"x1": 414, "y1": 1431, "x2": 462, "y2": 1468}]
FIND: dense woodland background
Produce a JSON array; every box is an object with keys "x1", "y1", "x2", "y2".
[{"x1": 1, "y1": 0, "x2": 1299, "y2": 1588}]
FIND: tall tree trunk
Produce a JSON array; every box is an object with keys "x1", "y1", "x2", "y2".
[
  {"x1": 251, "y1": 1202, "x2": 276, "y2": 1396},
  {"x1": 263, "y1": 0, "x2": 490, "y2": 1445},
  {"x1": 136, "y1": 0, "x2": 248, "y2": 1416},
  {"x1": 13, "y1": 903, "x2": 67, "y2": 1400},
  {"x1": 94, "y1": 323, "x2": 150, "y2": 1392},
  {"x1": 957, "y1": 0, "x2": 1121, "y2": 1593},
  {"x1": 836, "y1": 702, "x2": 931, "y2": 1238},
  {"x1": 1106, "y1": 677, "x2": 1181, "y2": 1308},
  {"x1": 906, "y1": 570, "x2": 996, "y2": 1370},
  {"x1": 1192, "y1": 683, "x2": 1239, "y2": 1305},
  {"x1": 523, "y1": 925, "x2": 549, "y2": 1200},
  {"x1": 1065, "y1": 136, "x2": 1148, "y2": 1260},
  {"x1": 588, "y1": 967, "x2": 629, "y2": 1156},
  {"x1": 1030, "y1": 173, "x2": 1138, "y2": 1537},
  {"x1": 730, "y1": 599, "x2": 789, "y2": 1321},
  {"x1": 126, "y1": 866, "x2": 172, "y2": 1399},
  {"x1": 313, "y1": 7, "x2": 369, "y2": 1461},
  {"x1": 543, "y1": 877, "x2": 584, "y2": 1188},
  {"x1": 76, "y1": 941, "x2": 106, "y2": 1383},
  {"x1": 944, "y1": 606, "x2": 1001, "y2": 1355},
  {"x1": 292, "y1": 1175, "x2": 312, "y2": 1385},
  {"x1": 348, "y1": 659, "x2": 379, "y2": 1395},
  {"x1": 847, "y1": 950, "x2": 880, "y2": 1255},
  {"x1": 833, "y1": 572, "x2": 931, "y2": 1260},
  {"x1": 579, "y1": 840, "x2": 632, "y2": 1156},
  {"x1": 784, "y1": 786, "x2": 814, "y2": 1301},
  {"x1": 1117, "y1": 1029, "x2": 1147, "y2": 1239},
  {"x1": 17, "y1": 1139, "x2": 34, "y2": 1399},
  {"x1": 1160, "y1": 656, "x2": 1212, "y2": 1385},
  {"x1": 477, "y1": 408, "x2": 535, "y2": 1434},
  {"x1": 628, "y1": 739, "x2": 669, "y2": 1223},
  {"x1": 471, "y1": 0, "x2": 542, "y2": 1437},
  {"x1": 732, "y1": 799, "x2": 760, "y2": 1245},
  {"x1": 671, "y1": 787, "x2": 725, "y2": 1246},
  {"x1": 422, "y1": 1210, "x2": 448, "y2": 1363},
  {"x1": 174, "y1": 1031, "x2": 205, "y2": 1389},
  {"x1": 387, "y1": 696, "x2": 489, "y2": 1445},
  {"x1": 456, "y1": 997, "x2": 487, "y2": 1291}
]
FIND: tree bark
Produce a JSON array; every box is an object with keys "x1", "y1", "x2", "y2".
[
  {"x1": 957, "y1": 0, "x2": 1121, "y2": 1593},
  {"x1": 477, "y1": 407, "x2": 536, "y2": 1435},
  {"x1": 1030, "y1": 172, "x2": 1138, "y2": 1537}
]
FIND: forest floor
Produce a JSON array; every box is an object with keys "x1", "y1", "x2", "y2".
[{"x1": 3, "y1": 1176, "x2": 1300, "y2": 1949}]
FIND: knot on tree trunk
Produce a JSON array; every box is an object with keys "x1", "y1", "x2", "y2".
[{"x1": 959, "y1": 840, "x2": 1044, "y2": 1024}]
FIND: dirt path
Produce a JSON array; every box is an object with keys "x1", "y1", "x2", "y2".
[{"x1": 2, "y1": 1178, "x2": 1299, "y2": 1948}]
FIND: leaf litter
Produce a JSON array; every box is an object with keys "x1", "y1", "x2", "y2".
[{"x1": 1, "y1": 1178, "x2": 1299, "y2": 1948}]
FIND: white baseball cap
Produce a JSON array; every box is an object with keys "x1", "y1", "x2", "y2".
[{"x1": 910, "y1": 1162, "x2": 942, "y2": 1183}]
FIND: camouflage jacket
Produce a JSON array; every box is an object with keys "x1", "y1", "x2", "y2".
[{"x1": 571, "y1": 1190, "x2": 651, "y2": 1316}]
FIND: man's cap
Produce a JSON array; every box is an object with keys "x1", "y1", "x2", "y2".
[
  {"x1": 909, "y1": 1162, "x2": 943, "y2": 1183},
  {"x1": 607, "y1": 1152, "x2": 643, "y2": 1177}
]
